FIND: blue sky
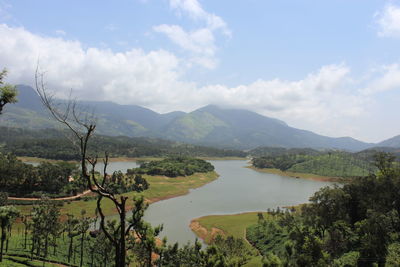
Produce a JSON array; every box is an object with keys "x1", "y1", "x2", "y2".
[{"x1": 1, "y1": 0, "x2": 400, "y2": 142}]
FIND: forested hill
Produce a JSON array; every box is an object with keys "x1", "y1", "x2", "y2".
[
  {"x1": 251, "y1": 147, "x2": 400, "y2": 178},
  {"x1": 377, "y1": 135, "x2": 400, "y2": 148},
  {"x1": 0, "y1": 84, "x2": 381, "y2": 151},
  {"x1": 0, "y1": 127, "x2": 246, "y2": 160}
]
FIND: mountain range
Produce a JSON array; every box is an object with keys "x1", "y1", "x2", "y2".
[{"x1": 1, "y1": 85, "x2": 399, "y2": 151}]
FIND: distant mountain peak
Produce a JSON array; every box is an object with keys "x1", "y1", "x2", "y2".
[{"x1": 2, "y1": 84, "x2": 379, "y2": 151}]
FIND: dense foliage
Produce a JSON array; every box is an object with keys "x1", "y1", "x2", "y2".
[
  {"x1": 0, "y1": 126, "x2": 247, "y2": 160},
  {"x1": 128, "y1": 156, "x2": 215, "y2": 177},
  {"x1": 247, "y1": 152, "x2": 400, "y2": 266},
  {"x1": 0, "y1": 68, "x2": 18, "y2": 114},
  {"x1": 0, "y1": 153, "x2": 84, "y2": 197},
  {"x1": 252, "y1": 151, "x2": 379, "y2": 178},
  {"x1": 104, "y1": 171, "x2": 149, "y2": 194},
  {"x1": 249, "y1": 147, "x2": 322, "y2": 158},
  {"x1": 2, "y1": 195, "x2": 255, "y2": 267}
]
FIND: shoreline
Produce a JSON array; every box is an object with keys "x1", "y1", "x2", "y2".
[
  {"x1": 246, "y1": 165, "x2": 343, "y2": 182},
  {"x1": 13, "y1": 171, "x2": 220, "y2": 221},
  {"x1": 18, "y1": 156, "x2": 248, "y2": 164}
]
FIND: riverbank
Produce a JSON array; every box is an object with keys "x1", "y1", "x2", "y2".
[
  {"x1": 14, "y1": 171, "x2": 219, "y2": 220},
  {"x1": 18, "y1": 156, "x2": 248, "y2": 163},
  {"x1": 190, "y1": 212, "x2": 269, "y2": 267},
  {"x1": 247, "y1": 165, "x2": 343, "y2": 182}
]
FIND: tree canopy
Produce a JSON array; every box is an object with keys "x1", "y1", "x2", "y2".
[{"x1": 0, "y1": 68, "x2": 18, "y2": 114}]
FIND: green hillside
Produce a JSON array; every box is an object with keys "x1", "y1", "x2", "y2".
[
  {"x1": 0, "y1": 127, "x2": 247, "y2": 160},
  {"x1": 0, "y1": 85, "x2": 378, "y2": 150},
  {"x1": 252, "y1": 151, "x2": 377, "y2": 178}
]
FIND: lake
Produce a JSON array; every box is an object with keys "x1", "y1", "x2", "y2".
[{"x1": 106, "y1": 160, "x2": 333, "y2": 245}]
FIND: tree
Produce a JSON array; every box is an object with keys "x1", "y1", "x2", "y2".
[
  {"x1": 64, "y1": 214, "x2": 79, "y2": 263},
  {"x1": 0, "y1": 193, "x2": 7, "y2": 207},
  {"x1": 35, "y1": 68, "x2": 152, "y2": 267},
  {"x1": 77, "y1": 210, "x2": 91, "y2": 267},
  {"x1": 30, "y1": 197, "x2": 60, "y2": 259},
  {"x1": 0, "y1": 68, "x2": 18, "y2": 114},
  {"x1": 0, "y1": 206, "x2": 20, "y2": 262}
]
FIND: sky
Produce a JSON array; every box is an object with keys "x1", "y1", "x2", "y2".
[{"x1": 1, "y1": 0, "x2": 400, "y2": 143}]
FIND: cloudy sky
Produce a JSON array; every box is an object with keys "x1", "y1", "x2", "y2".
[{"x1": 1, "y1": 0, "x2": 400, "y2": 143}]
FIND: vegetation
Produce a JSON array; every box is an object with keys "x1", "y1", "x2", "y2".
[
  {"x1": 29, "y1": 72, "x2": 240, "y2": 267},
  {"x1": 0, "y1": 68, "x2": 18, "y2": 114},
  {"x1": 128, "y1": 156, "x2": 215, "y2": 177},
  {"x1": 191, "y1": 212, "x2": 271, "y2": 266},
  {"x1": 0, "y1": 153, "x2": 84, "y2": 197},
  {"x1": 246, "y1": 152, "x2": 400, "y2": 266},
  {"x1": 0, "y1": 126, "x2": 247, "y2": 161},
  {"x1": 252, "y1": 150, "x2": 379, "y2": 178}
]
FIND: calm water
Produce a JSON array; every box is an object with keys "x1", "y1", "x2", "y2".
[
  {"x1": 94, "y1": 161, "x2": 139, "y2": 173},
  {"x1": 105, "y1": 160, "x2": 332, "y2": 245},
  {"x1": 25, "y1": 160, "x2": 139, "y2": 173}
]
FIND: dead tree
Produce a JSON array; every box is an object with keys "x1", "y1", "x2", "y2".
[{"x1": 35, "y1": 68, "x2": 142, "y2": 267}]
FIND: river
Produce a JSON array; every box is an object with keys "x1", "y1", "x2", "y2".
[
  {"x1": 105, "y1": 160, "x2": 333, "y2": 245},
  {"x1": 27, "y1": 159, "x2": 332, "y2": 244}
]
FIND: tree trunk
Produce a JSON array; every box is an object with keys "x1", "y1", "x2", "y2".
[
  {"x1": 115, "y1": 244, "x2": 121, "y2": 267},
  {"x1": 0, "y1": 226, "x2": 5, "y2": 262},
  {"x1": 44, "y1": 234, "x2": 49, "y2": 258},
  {"x1": 80, "y1": 233, "x2": 85, "y2": 267},
  {"x1": 53, "y1": 236, "x2": 57, "y2": 255},
  {"x1": 90, "y1": 248, "x2": 94, "y2": 267},
  {"x1": 24, "y1": 226, "x2": 27, "y2": 249},
  {"x1": 147, "y1": 248, "x2": 152, "y2": 267},
  {"x1": 119, "y1": 199, "x2": 126, "y2": 267},
  {"x1": 103, "y1": 246, "x2": 108, "y2": 267},
  {"x1": 30, "y1": 237, "x2": 35, "y2": 259},
  {"x1": 68, "y1": 236, "x2": 73, "y2": 263}
]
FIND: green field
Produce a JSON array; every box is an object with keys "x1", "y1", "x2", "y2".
[
  {"x1": 0, "y1": 256, "x2": 60, "y2": 267},
  {"x1": 251, "y1": 151, "x2": 377, "y2": 179},
  {"x1": 191, "y1": 212, "x2": 270, "y2": 267},
  {"x1": 15, "y1": 171, "x2": 219, "y2": 220},
  {"x1": 247, "y1": 165, "x2": 344, "y2": 182}
]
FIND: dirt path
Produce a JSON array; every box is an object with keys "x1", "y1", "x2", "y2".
[{"x1": 8, "y1": 190, "x2": 92, "y2": 201}]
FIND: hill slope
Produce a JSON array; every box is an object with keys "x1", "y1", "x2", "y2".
[
  {"x1": 377, "y1": 135, "x2": 400, "y2": 148},
  {"x1": 0, "y1": 85, "x2": 377, "y2": 151}
]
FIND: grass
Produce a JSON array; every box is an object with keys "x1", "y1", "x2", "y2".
[
  {"x1": 247, "y1": 165, "x2": 343, "y2": 182},
  {"x1": 17, "y1": 156, "x2": 76, "y2": 164},
  {"x1": 17, "y1": 156, "x2": 163, "y2": 164},
  {"x1": 4, "y1": 232, "x2": 87, "y2": 267},
  {"x1": 196, "y1": 156, "x2": 247, "y2": 160},
  {"x1": 191, "y1": 212, "x2": 269, "y2": 242},
  {"x1": 15, "y1": 171, "x2": 219, "y2": 220},
  {"x1": 19, "y1": 156, "x2": 247, "y2": 163},
  {"x1": 191, "y1": 212, "x2": 270, "y2": 267},
  {"x1": 1, "y1": 255, "x2": 62, "y2": 267},
  {"x1": 0, "y1": 258, "x2": 26, "y2": 267}
]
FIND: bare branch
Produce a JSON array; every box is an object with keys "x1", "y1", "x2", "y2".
[{"x1": 96, "y1": 196, "x2": 117, "y2": 246}]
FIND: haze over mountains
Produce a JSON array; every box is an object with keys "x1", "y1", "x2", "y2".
[{"x1": 1, "y1": 85, "x2": 399, "y2": 151}]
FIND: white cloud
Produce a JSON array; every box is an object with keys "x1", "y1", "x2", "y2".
[
  {"x1": 1, "y1": 24, "x2": 397, "y2": 141},
  {"x1": 376, "y1": 4, "x2": 400, "y2": 38},
  {"x1": 362, "y1": 64, "x2": 400, "y2": 94},
  {"x1": 154, "y1": 0, "x2": 230, "y2": 69},
  {"x1": 169, "y1": 0, "x2": 230, "y2": 36},
  {"x1": 0, "y1": 24, "x2": 186, "y2": 108},
  {"x1": 153, "y1": 24, "x2": 216, "y2": 68}
]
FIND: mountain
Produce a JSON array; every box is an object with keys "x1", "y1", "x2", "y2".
[
  {"x1": 0, "y1": 85, "x2": 377, "y2": 151},
  {"x1": 162, "y1": 105, "x2": 373, "y2": 150},
  {"x1": 377, "y1": 135, "x2": 400, "y2": 148}
]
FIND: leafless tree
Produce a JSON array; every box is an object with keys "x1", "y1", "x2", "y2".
[{"x1": 35, "y1": 67, "x2": 145, "y2": 267}]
